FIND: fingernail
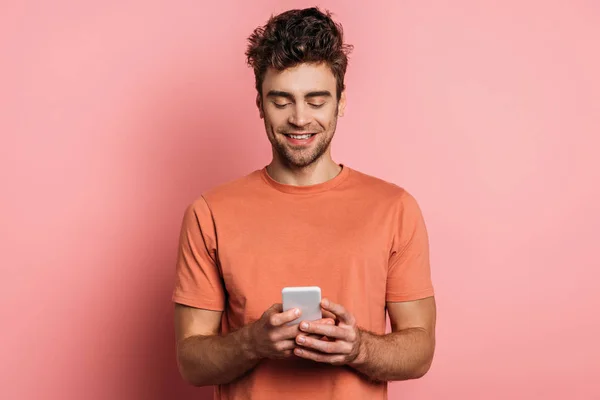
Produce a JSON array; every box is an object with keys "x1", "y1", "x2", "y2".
[
  {"x1": 322, "y1": 299, "x2": 329, "y2": 307},
  {"x1": 297, "y1": 336, "x2": 305, "y2": 344},
  {"x1": 294, "y1": 309, "x2": 300, "y2": 317},
  {"x1": 301, "y1": 322, "x2": 309, "y2": 329}
]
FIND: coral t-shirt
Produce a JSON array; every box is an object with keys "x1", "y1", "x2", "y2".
[{"x1": 172, "y1": 165, "x2": 434, "y2": 400}]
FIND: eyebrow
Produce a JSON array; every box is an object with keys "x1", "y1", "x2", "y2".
[{"x1": 266, "y1": 90, "x2": 332, "y2": 99}]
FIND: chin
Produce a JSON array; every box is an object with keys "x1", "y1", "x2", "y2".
[{"x1": 286, "y1": 155, "x2": 322, "y2": 168}]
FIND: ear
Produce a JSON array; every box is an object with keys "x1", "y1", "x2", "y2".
[
  {"x1": 337, "y1": 90, "x2": 347, "y2": 117},
  {"x1": 256, "y1": 93, "x2": 264, "y2": 119}
]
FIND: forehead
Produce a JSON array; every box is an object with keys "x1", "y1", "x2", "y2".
[{"x1": 262, "y1": 63, "x2": 336, "y2": 95}]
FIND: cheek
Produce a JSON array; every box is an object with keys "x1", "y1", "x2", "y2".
[
  {"x1": 264, "y1": 110, "x2": 288, "y2": 128},
  {"x1": 314, "y1": 110, "x2": 336, "y2": 129}
]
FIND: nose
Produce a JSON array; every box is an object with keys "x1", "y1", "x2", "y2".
[{"x1": 287, "y1": 103, "x2": 311, "y2": 128}]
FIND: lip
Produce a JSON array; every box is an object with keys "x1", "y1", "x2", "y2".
[{"x1": 282, "y1": 132, "x2": 317, "y2": 146}]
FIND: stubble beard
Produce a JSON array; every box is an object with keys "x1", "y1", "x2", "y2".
[{"x1": 266, "y1": 111, "x2": 339, "y2": 169}]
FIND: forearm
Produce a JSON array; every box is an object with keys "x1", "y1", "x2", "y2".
[
  {"x1": 350, "y1": 328, "x2": 435, "y2": 382},
  {"x1": 177, "y1": 325, "x2": 260, "y2": 386}
]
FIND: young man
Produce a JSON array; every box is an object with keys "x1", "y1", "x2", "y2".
[{"x1": 173, "y1": 7, "x2": 436, "y2": 400}]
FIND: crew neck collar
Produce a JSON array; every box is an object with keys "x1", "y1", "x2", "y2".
[{"x1": 260, "y1": 164, "x2": 350, "y2": 194}]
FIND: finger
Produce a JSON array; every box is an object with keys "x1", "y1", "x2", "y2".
[
  {"x1": 277, "y1": 323, "x2": 334, "y2": 342},
  {"x1": 306, "y1": 319, "x2": 333, "y2": 340},
  {"x1": 275, "y1": 339, "x2": 297, "y2": 352},
  {"x1": 294, "y1": 348, "x2": 347, "y2": 365},
  {"x1": 304, "y1": 333, "x2": 330, "y2": 341},
  {"x1": 273, "y1": 323, "x2": 302, "y2": 340},
  {"x1": 269, "y1": 307, "x2": 301, "y2": 327},
  {"x1": 273, "y1": 347, "x2": 295, "y2": 360},
  {"x1": 320, "y1": 309, "x2": 337, "y2": 320},
  {"x1": 321, "y1": 299, "x2": 355, "y2": 325},
  {"x1": 296, "y1": 335, "x2": 351, "y2": 354},
  {"x1": 298, "y1": 321, "x2": 348, "y2": 339},
  {"x1": 274, "y1": 317, "x2": 333, "y2": 341},
  {"x1": 312, "y1": 318, "x2": 335, "y2": 325},
  {"x1": 280, "y1": 350, "x2": 294, "y2": 359},
  {"x1": 265, "y1": 303, "x2": 283, "y2": 316},
  {"x1": 299, "y1": 330, "x2": 332, "y2": 341}
]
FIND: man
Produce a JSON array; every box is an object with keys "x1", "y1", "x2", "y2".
[{"x1": 173, "y1": 7, "x2": 436, "y2": 400}]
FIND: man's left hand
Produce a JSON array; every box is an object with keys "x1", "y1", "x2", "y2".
[{"x1": 294, "y1": 298, "x2": 364, "y2": 366}]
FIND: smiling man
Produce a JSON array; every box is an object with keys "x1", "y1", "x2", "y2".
[{"x1": 173, "y1": 7, "x2": 436, "y2": 400}]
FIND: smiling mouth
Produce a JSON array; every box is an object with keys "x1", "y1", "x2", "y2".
[{"x1": 283, "y1": 133, "x2": 316, "y2": 139}]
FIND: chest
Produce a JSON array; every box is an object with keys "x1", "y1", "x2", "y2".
[{"x1": 214, "y1": 200, "x2": 392, "y2": 322}]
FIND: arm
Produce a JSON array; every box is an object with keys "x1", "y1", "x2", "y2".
[
  {"x1": 174, "y1": 304, "x2": 259, "y2": 387},
  {"x1": 173, "y1": 200, "x2": 258, "y2": 386},
  {"x1": 350, "y1": 296, "x2": 436, "y2": 381},
  {"x1": 175, "y1": 302, "x2": 335, "y2": 386},
  {"x1": 295, "y1": 191, "x2": 436, "y2": 380},
  {"x1": 173, "y1": 199, "x2": 338, "y2": 386},
  {"x1": 351, "y1": 190, "x2": 436, "y2": 381},
  {"x1": 295, "y1": 297, "x2": 436, "y2": 382}
]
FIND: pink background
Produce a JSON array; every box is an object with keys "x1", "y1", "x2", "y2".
[{"x1": 2, "y1": 1, "x2": 599, "y2": 399}]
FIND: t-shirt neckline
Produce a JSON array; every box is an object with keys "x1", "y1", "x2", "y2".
[{"x1": 260, "y1": 164, "x2": 350, "y2": 194}]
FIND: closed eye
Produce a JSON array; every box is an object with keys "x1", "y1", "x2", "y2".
[{"x1": 272, "y1": 102, "x2": 325, "y2": 109}]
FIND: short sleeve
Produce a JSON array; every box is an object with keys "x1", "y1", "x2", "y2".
[
  {"x1": 386, "y1": 191, "x2": 434, "y2": 302},
  {"x1": 172, "y1": 196, "x2": 226, "y2": 311}
]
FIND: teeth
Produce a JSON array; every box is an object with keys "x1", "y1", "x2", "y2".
[{"x1": 289, "y1": 134, "x2": 312, "y2": 139}]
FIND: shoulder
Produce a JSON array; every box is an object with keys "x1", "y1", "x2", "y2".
[
  {"x1": 345, "y1": 166, "x2": 424, "y2": 217},
  {"x1": 346, "y1": 167, "x2": 412, "y2": 200}
]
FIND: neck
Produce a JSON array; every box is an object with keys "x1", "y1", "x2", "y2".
[{"x1": 266, "y1": 154, "x2": 342, "y2": 186}]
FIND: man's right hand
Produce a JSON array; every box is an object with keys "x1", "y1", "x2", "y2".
[{"x1": 247, "y1": 303, "x2": 334, "y2": 360}]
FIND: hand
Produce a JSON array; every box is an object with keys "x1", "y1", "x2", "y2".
[
  {"x1": 294, "y1": 299, "x2": 363, "y2": 366},
  {"x1": 248, "y1": 303, "x2": 334, "y2": 360}
]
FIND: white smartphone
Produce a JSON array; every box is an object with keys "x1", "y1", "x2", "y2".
[{"x1": 282, "y1": 286, "x2": 322, "y2": 326}]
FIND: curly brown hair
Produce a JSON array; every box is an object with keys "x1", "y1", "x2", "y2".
[{"x1": 245, "y1": 7, "x2": 353, "y2": 99}]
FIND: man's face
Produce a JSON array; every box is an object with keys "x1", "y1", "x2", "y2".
[{"x1": 258, "y1": 63, "x2": 346, "y2": 168}]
